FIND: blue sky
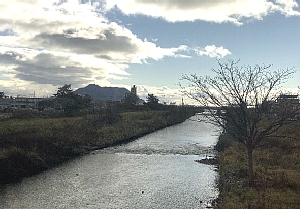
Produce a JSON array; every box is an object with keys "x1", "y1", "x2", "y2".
[{"x1": 0, "y1": 0, "x2": 300, "y2": 104}]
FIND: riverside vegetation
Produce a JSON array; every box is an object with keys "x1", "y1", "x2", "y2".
[
  {"x1": 180, "y1": 60, "x2": 299, "y2": 208},
  {"x1": 215, "y1": 123, "x2": 300, "y2": 209},
  {"x1": 0, "y1": 106, "x2": 196, "y2": 185}
]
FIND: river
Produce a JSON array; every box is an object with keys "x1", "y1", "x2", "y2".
[{"x1": 0, "y1": 115, "x2": 220, "y2": 209}]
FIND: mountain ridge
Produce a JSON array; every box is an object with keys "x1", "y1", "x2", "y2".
[{"x1": 74, "y1": 84, "x2": 130, "y2": 101}]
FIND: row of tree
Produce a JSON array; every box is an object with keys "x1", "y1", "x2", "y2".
[
  {"x1": 38, "y1": 84, "x2": 164, "y2": 115},
  {"x1": 122, "y1": 92, "x2": 160, "y2": 108}
]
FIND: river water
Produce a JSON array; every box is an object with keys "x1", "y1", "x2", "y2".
[{"x1": 0, "y1": 116, "x2": 220, "y2": 209}]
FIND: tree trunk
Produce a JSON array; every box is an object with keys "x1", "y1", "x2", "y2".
[{"x1": 247, "y1": 148, "x2": 254, "y2": 187}]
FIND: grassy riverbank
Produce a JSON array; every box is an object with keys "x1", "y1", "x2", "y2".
[
  {"x1": 216, "y1": 124, "x2": 300, "y2": 208},
  {"x1": 0, "y1": 107, "x2": 195, "y2": 185}
]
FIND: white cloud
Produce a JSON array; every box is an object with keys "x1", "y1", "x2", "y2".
[
  {"x1": 0, "y1": 0, "x2": 189, "y2": 96},
  {"x1": 194, "y1": 45, "x2": 231, "y2": 59},
  {"x1": 0, "y1": 1, "x2": 170, "y2": 63},
  {"x1": 105, "y1": 0, "x2": 300, "y2": 24},
  {"x1": 275, "y1": 0, "x2": 300, "y2": 16}
]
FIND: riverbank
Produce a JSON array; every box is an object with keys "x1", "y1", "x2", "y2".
[
  {"x1": 0, "y1": 107, "x2": 195, "y2": 185},
  {"x1": 216, "y1": 124, "x2": 300, "y2": 208}
]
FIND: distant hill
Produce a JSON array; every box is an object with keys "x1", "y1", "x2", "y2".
[{"x1": 74, "y1": 84, "x2": 130, "y2": 101}]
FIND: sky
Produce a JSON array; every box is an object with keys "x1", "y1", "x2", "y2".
[{"x1": 1, "y1": 0, "x2": 300, "y2": 104}]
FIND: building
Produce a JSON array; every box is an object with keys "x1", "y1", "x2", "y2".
[
  {"x1": 130, "y1": 85, "x2": 137, "y2": 95},
  {"x1": 277, "y1": 94, "x2": 299, "y2": 106},
  {"x1": 0, "y1": 98, "x2": 11, "y2": 110},
  {"x1": 275, "y1": 94, "x2": 300, "y2": 119},
  {"x1": 0, "y1": 96, "x2": 46, "y2": 110},
  {"x1": 13, "y1": 97, "x2": 45, "y2": 109}
]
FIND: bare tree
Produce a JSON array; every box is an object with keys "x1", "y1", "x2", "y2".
[{"x1": 180, "y1": 60, "x2": 298, "y2": 187}]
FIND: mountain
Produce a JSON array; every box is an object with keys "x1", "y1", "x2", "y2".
[{"x1": 74, "y1": 84, "x2": 130, "y2": 101}]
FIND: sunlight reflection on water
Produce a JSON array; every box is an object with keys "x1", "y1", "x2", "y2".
[{"x1": 0, "y1": 116, "x2": 219, "y2": 209}]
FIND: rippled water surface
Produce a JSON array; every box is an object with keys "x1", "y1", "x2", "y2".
[{"x1": 0, "y1": 116, "x2": 220, "y2": 209}]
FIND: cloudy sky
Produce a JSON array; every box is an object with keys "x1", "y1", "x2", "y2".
[{"x1": 1, "y1": 0, "x2": 300, "y2": 104}]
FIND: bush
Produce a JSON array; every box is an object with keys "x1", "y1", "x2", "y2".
[{"x1": 215, "y1": 132, "x2": 236, "y2": 152}]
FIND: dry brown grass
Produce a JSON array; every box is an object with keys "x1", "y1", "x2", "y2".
[
  {"x1": 0, "y1": 108, "x2": 195, "y2": 184},
  {"x1": 217, "y1": 124, "x2": 300, "y2": 209}
]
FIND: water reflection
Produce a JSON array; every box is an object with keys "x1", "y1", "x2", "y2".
[{"x1": 0, "y1": 116, "x2": 219, "y2": 209}]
